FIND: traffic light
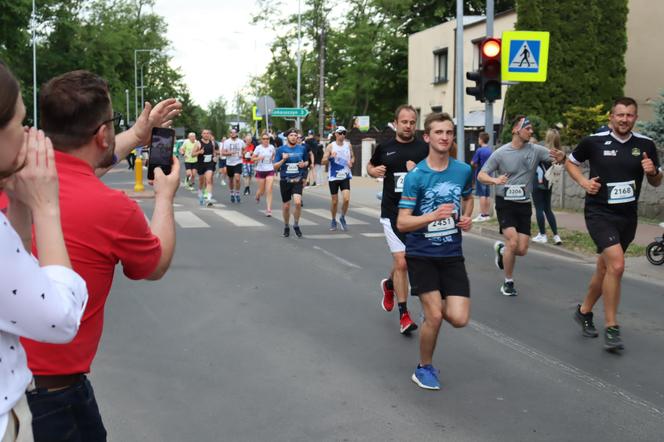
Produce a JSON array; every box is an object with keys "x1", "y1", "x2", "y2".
[
  {"x1": 481, "y1": 38, "x2": 502, "y2": 102},
  {"x1": 466, "y1": 37, "x2": 502, "y2": 103}
]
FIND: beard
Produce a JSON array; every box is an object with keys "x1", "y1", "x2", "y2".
[{"x1": 97, "y1": 142, "x2": 116, "y2": 169}]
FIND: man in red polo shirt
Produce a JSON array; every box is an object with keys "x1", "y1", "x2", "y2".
[{"x1": 20, "y1": 70, "x2": 181, "y2": 442}]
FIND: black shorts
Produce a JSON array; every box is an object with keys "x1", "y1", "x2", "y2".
[
  {"x1": 495, "y1": 196, "x2": 532, "y2": 236},
  {"x1": 226, "y1": 163, "x2": 242, "y2": 178},
  {"x1": 585, "y1": 204, "x2": 637, "y2": 253},
  {"x1": 196, "y1": 162, "x2": 215, "y2": 175},
  {"x1": 406, "y1": 256, "x2": 470, "y2": 297},
  {"x1": 280, "y1": 180, "x2": 304, "y2": 203},
  {"x1": 185, "y1": 162, "x2": 197, "y2": 170},
  {"x1": 328, "y1": 178, "x2": 351, "y2": 195}
]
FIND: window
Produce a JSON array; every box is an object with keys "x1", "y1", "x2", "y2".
[
  {"x1": 430, "y1": 106, "x2": 442, "y2": 113},
  {"x1": 433, "y1": 48, "x2": 448, "y2": 84}
]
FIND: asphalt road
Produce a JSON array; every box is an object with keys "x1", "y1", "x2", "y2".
[{"x1": 92, "y1": 168, "x2": 664, "y2": 441}]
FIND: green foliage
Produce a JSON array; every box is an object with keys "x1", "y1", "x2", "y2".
[
  {"x1": 504, "y1": 0, "x2": 628, "y2": 130},
  {"x1": 638, "y1": 91, "x2": 664, "y2": 147},
  {"x1": 561, "y1": 104, "x2": 607, "y2": 146}
]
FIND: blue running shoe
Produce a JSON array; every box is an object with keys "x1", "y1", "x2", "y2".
[
  {"x1": 230, "y1": 195, "x2": 236, "y2": 203},
  {"x1": 236, "y1": 195, "x2": 241, "y2": 203},
  {"x1": 198, "y1": 194, "x2": 205, "y2": 206},
  {"x1": 339, "y1": 215, "x2": 348, "y2": 231},
  {"x1": 330, "y1": 219, "x2": 337, "y2": 231},
  {"x1": 411, "y1": 364, "x2": 440, "y2": 390}
]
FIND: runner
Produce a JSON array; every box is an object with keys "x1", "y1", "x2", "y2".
[
  {"x1": 274, "y1": 128, "x2": 309, "y2": 238},
  {"x1": 471, "y1": 132, "x2": 493, "y2": 222},
  {"x1": 222, "y1": 128, "x2": 246, "y2": 203},
  {"x1": 192, "y1": 129, "x2": 217, "y2": 206},
  {"x1": 367, "y1": 105, "x2": 428, "y2": 334},
  {"x1": 253, "y1": 132, "x2": 276, "y2": 216},
  {"x1": 397, "y1": 112, "x2": 473, "y2": 390},
  {"x1": 242, "y1": 134, "x2": 256, "y2": 196},
  {"x1": 179, "y1": 132, "x2": 199, "y2": 190},
  {"x1": 566, "y1": 97, "x2": 661, "y2": 352},
  {"x1": 477, "y1": 116, "x2": 565, "y2": 296},
  {"x1": 217, "y1": 135, "x2": 228, "y2": 187},
  {"x1": 323, "y1": 126, "x2": 354, "y2": 231}
]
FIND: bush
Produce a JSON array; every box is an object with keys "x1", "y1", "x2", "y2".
[{"x1": 561, "y1": 104, "x2": 608, "y2": 147}]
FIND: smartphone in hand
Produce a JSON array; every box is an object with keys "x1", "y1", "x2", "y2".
[{"x1": 147, "y1": 127, "x2": 175, "y2": 180}]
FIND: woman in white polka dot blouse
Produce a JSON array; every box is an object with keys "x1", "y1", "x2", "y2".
[{"x1": 0, "y1": 62, "x2": 88, "y2": 442}]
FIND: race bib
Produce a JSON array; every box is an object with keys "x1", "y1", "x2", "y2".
[
  {"x1": 504, "y1": 184, "x2": 527, "y2": 201},
  {"x1": 286, "y1": 163, "x2": 299, "y2": 173},
  {"x1": 336, "y1": 171, "x2": 347, "y2": 180},
  {"x1": 607, "y1": 180, "x2": 635, "y2": 204},
  {"x1": 245, "y1": 152, "x2": 252, "y2": 159},
  {"x1": 394, "y1": 172, "x2": 407, "y2": 193},
  {"x1": 203, "y1": 154, "x2": 212, "y2": 163},
  {"x1": 425, "y1": 215, "x2": 457, "y2": 238}
]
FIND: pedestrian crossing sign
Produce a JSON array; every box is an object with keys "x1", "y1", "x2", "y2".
[{"x1": 501, "y1": 31, "x2": 550, "y2": 82}]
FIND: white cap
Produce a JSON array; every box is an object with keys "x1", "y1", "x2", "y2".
[{"x1": 335, "y1": 126, "x2": 347, "y2": 133}]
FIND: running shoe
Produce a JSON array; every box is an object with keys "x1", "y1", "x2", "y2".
[
  {"x1": 198, "y1": 194, "x2": 205, "y2": 206},
  {"x1": 230, "y1": 195, "x2": 235, "y2": 203},
  {"x1": 400, "y1": 311, "x2": 418, "y2": 334},
  {"x1": 500, "y1": 281, "x2": 517, "y2": 296},
  {"x1": 411, "y1": 364, "x2": 440, "y2": 390},
  {"x1": 339, "y1": 215, "x2": 348, "y2": 231},
  {"x1": 553, "y1": 234, "x2": 563, "y2": 245},
  {"x1": 293, "y1": 225, "x2": 302, "y2": 238},
  {"x1": 494, "y1": 241, "x2": 505, "y2": 270},
  {"x1": 330, "y1": 219, "x2": 338, "y2": 231},
  {"x1": 604, "y1": 326, "x2": 624, "y2": 352},
  {"x1": 283, "y1": 226, "x2": 290, "y2": 237},
  {"x1": 472, "y1": 214, "x2": 491, "y2": 222},
  {"x1": 244, "y1": 187, "x2": 250, "y2": 195},
  {"x1": 380, "y1": 278, "x2": 395, "y2": 312},
  {"x1": 266, "y1": 209, "x2": 272, "y2": 217},
  {"x1": 236, "y1": 195, "x2": 241, "y2": 203},
  {"x1": 574, "y1": 304, "x2": 598, "y2": 337},
  {"x1": 532, "y1": 233, "x2": 548, "y2": 243}
]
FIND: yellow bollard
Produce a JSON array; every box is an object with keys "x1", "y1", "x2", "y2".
[{"x1": 134, "y1": 156, "x2": 144, "y2": 192}]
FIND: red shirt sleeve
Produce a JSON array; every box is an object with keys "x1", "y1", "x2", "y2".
[{"x1": 112, "y1": 203, "x2": 162, "y2": 280}]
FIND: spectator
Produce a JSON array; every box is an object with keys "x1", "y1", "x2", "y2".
[
  {"x1": 20, "y1": 70, "x2": 181, "y2": 442},
  {"x1": 531, "y1": 129, "x2": 562, "y2": 244},
  {"x1": 471, "y1": 132, "x2": 493, "y2": 222},
  {"x1": 0, "y1": 61, "x2": 88, "y2": 442}
]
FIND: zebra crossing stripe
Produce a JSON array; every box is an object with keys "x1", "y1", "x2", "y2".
[
  {"x1": 303, "y1": 208, "x2": 369, "y2": 225},
  {"x1": 352, "y1": 207, "x2": 381, "y2": 219},
  {"x1": 361, "y1": 233, "x2": 385, "y2": 238},
  {"x1": 212, "y1": 209, "x2": 265, "y2": 227},
  {"x1": 306, "y1": 234, "x2": 352, "y2": 239},
  {"x1": 174, "y1": 211, "x2": 210, "y2": 228}
]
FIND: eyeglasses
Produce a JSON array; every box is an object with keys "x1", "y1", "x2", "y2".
[
  {"x1": 336, "y1": 131, "x2": 347, "y2": 135},
  {"x1": 91, "y1": 112, "x2": 122, "y2": 135},
  {"x1": 261, "y1": 137, "x2": 270, "y2": 140}
]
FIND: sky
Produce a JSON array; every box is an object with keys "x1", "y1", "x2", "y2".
[{"x1": 155, "y1": 0, "x2": 300, "y2": 110}]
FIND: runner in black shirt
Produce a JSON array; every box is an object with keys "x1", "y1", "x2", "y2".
[
  {"x1": 567, "y1": 97, "x2": 662, "y2": 352},
  {"x1": 367, "y1": 105, "x2": 429, "y2": 334}
]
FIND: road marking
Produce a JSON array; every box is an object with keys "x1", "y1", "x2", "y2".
[
  {"x1": 313, "y1": 245, "x2": 362, "y2": 269},
  {"x1": 174, "y1": 211, "x2": 210, "y2": 228},
  {"x1": 306, "y1": 234, "x2": 352, "y2": 239},
  {"x1": 361, "y1": 233, "x2": 384, "y2": 238},
  {"x1": 173, "y1": 203, "x2": 183, "y2": 207},
  {"x1": 212, "y1": 209, "x2": 265, "y2": 227},
  {"x1": 352, "y1": 207, "x2": 381, "y2": 219},
  {"x1": 304, "y1": 208, "x2": 369, "y2": 225},
  {"x1": 469, "y1": 320, "x2": 664, "y2": 420}
]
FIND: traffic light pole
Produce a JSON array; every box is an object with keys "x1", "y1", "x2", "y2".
[{"x1": 485, "y1": 0, "x2": 495, "y2": 146}]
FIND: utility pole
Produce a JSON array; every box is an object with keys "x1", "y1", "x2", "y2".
[
  {"x1": 295, "y1": 0, "x2": 302, "y2": 130},
  {"x1": 455, "y1": 0, "x2": 465, "y2": 162},
  {"x1": 485, "y1": 0, "x2": 495, "y2": 146},
  {"x1": 318, "y1": 24, "x2": 326, "y2": 139}
]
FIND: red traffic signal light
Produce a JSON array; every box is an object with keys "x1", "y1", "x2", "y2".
[
  {"x1": 481, "y1": 38, "x2": 502, "y2": 102},
  {"x1": 482, "y1": 38, "x2": 501, "y2": 59}
]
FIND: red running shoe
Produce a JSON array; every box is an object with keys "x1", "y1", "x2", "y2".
[
  {"x1": 380, "y1": 278, "x2": 394, "y2": 312},
  {"x1": 400, "y1": 311, "x2": 418, "y2": 334}
]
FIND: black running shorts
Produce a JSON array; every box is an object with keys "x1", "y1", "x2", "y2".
[
  {"x1": 226, "y1": 163, "x2": 242, "y2": 178},
  {"x1": 585, "y1": 204, "x2": 637, "y2": 253},
  {"x1": 495, "y1": 196, "x2": 532, "y2": 236},
  {"x1": 280, "y1": 180, "x2": 304, "y2": 203},
  {"x1": 185, "y1": 162, "x2": 197, "y2": 170},
  {"x1": 328, "y1": 178, "x2": 351, "y2": 195},
  {"x1": 406, "y1": 256, "x2": 470, "y2": 298},
  {"x1": 196, "y1": 162, "x2": 215, "y2": 175}
]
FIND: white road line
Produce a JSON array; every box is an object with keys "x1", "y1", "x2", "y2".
[
  {"x1": 306, "y1": 234, "x2": 352, "y2": 239},
  {"x1": 312, "y1": 245, "x2": 362, "y2": 269},
  {"x1": 469, "y1": 320, "x2": 664, "y2": 420},
  {"x1": 173, "y1": 203, "x2": 183, "y2": 207},
  {"x1": 303, "y1": 208, "x2": 369, "y2": 225},
  {"x1": 212, "y1": 209, "x2": 265, "y2": 227},
  {"x1": 361, "y1": 233, "x2": 385, "y2": 238},
  {"x1": 352, "y1": 207, "x2": 381, "y2": 219},
  {"x1": 174, "y1": 211, "x2": 210, "y2": 228}
]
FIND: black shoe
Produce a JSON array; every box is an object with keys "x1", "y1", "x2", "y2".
[
  {"x1": 293, "y1": 225, "x2": 302, "y2": 238},
  {"x1": 604, "y1": 326, "x2": 624, "y2": 352},
  {"x1": 283, "y1": 226, "x2": 290, "y2": 237},
  {"x1": 500, "y1": 281, "x2": 517, "y2": 296},
  {"x1": 574, "y1": 305, "x2": 599, "y2": 338},
  {"x1": 494, "y1": 241, "x2": 505, "y2": 270},
  {"x1": 244, "y1": 187, "x2": 250, "y2": 195}
]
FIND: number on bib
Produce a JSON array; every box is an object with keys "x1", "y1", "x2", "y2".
[
  {"x1": 286, "y1": 163, "x2": 299, "y2": 173},
  {"x1": 504, "y1": 184, "x2": 526, "y2": 201},
  {"x1": 607, "y1": 180, "x2": 635, "y2": 204},
  {"x1": 425, "y1": 213, "x2": 457, "y2": 238},
  {"x1": 203, "y1": 154, "x2": 212, "y2": 163},
  {"x1": 336, "y1": 171, "x2": 347, "y2": 180},
  {"x1": 394, "y1": 172, "x2": 407, "y2": 193}
]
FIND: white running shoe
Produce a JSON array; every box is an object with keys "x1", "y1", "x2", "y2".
[
  {"x1": 473, "y1": 214, "x2": 490, "y2": 222},
  {"x1": 532, "y1": 233, "x2": 548, "y2": 243},
  {"x1": 553, "y1": 234, "x2": 563, "y2": 245}
]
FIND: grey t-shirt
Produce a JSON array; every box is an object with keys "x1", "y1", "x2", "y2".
[{"x1": 481, "y1": 142, "x2": 550, "y2": 202}]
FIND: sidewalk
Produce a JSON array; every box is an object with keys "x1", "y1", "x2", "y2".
[{"x1": 338, "y1": 176, "x2": 662, "y2": 282}]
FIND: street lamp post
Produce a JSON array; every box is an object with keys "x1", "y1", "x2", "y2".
[
  {"x1": 125, "y1": 89, "x2": 130, "y2": 128},
  {"x1": 296, "y1": 0, "x2": 302, "y2": 130},
  {"x1": 134, "y1": 49, "x2": 157, "y2": 122}
]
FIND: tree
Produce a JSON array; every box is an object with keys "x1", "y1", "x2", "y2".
[{"x1": 638, "y1": 91, "x2": 664, "y2": 148}]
